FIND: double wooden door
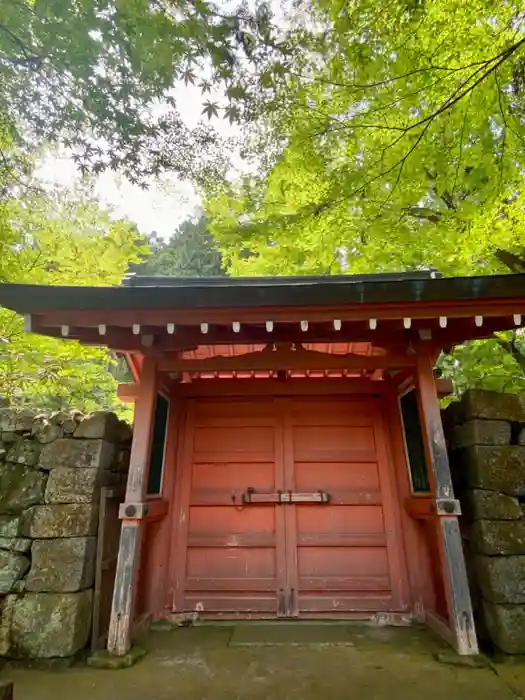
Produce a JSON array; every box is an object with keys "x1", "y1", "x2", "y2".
[{"x1": 172, "y1": 395, "x2": 406, "y2": 617}]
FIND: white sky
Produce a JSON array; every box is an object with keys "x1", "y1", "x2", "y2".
[
  {"x1": 36, "y1": 82, "x2": 212, "y2": 239},
  {"x1": 35, "y1": 0, "x2": 302, "y2": 239},
  {"x1": 34, "y1": 1, "x2": 291, "y2": 240}
]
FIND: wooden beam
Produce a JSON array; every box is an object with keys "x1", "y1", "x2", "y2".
[
  {"x1": 436, "y1": 378, "x2": 453, "y2": 398},
  {"x1": 159, "y1": 345, "x2": 415, "y2": 373},
  {"x1": 33, "y1": 313, "x2": 522, "y2": 354},
  {"x1": 117, "y1": 383, "x2": 138, "y2": 403},
  {"x1": 107, "y1": 356, "x2": 157, "y2": 657},
  {"x1": 178, "y1": 378, "x2": 388, "y2": 397},
  {"x1": 33, "y1": 297, "x2": 525, "y2": 327},
  {"x1": 416, "y1": 352, "x2": 478, "y2": 656}
]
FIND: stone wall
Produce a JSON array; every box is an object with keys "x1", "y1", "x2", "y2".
[
  {"x1": 445, "y1": 390, "x2": 525, "y2": 654},
  {"x1": 0, "y1": 408, "x2": 131, "y2": 661}
]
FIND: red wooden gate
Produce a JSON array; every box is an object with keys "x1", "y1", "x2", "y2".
[{"x1": 171, "y1": 396, "x2": 407, "y2": 618}]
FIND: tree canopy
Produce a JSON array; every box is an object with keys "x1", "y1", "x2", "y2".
[
  {"x1": 0, "y1": 134, "x2": 145, "y2": 413},
  {"x1": 0, "y1": 0, "x2": 293, "y2": 182},
  {"x1": 132, "y1": 214, "x2": 223, "y2": 277},
  {"x1": 207, "y1": 1, "x2": 525, "y2": 277}
]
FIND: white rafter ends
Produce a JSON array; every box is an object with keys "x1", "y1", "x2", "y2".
[
  {"x1": 233, "y1": 321, "x2": 241, "y2": 333},
  {"x1": 132, "y1": 324, "x2": 141, "y2": 335},
  {"x1": 403, "y1": 317, "x2": 412, "y2": 329},
  {"x1": 514, "y1": 314, "x2": 522, "y2": 326},
  {"x1": 98, "y1": 324, "x2": 106, "y2": 336},
  {"x1": 200, "y1": 322, "x2": 209, "y2": 334},
  {"x1": 167, "y1": 323, "x2": 175, "y2": 334},
  {"x1": 333, "y1": 319, "x2": 342, "y2": 331},
  {"x1": 369, "y1": 319, "x2": 377, "y2": 330},
  {"x1": 61, "y1": 325, "x2": 69, "y2": 337},
  {"x1": 23, "y1": 315, "x2": 32, "y2": 333},
  {"x1": 300, "y1": 320, "x2": 309, "y2": 332},
  {"x1": 266, "y1": 321, "x2": 274, "y2": 332},
  {"x1": 475, "y1": 315, "x2": 483, "y2": 327},
  {"x1": 439, "y1": 316, "x2": 448, "y2": 328}
]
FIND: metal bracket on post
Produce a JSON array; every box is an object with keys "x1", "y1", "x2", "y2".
[
  {"x1": 118, "y1": 502, "x2": 149, "y2": 520},
  {"x1": 434, "y1": 498, "x2": 462, "y2": 516}
]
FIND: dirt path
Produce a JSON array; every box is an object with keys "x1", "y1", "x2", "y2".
[{"x1": 2, "y1": 625, "x2": 521, "y2": 700}]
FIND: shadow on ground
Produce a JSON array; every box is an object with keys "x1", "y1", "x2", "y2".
[{"x1": 1, "y1": 624, "x2": 522, "y2": 700}]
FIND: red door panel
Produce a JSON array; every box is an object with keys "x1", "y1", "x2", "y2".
[
  {"x1": 174, "y1": 399, "x2": 285, "y2": 616},
  {"x1": 172, "y1": 396, "x2": 407, "y2": 618},
  {"x1": 286, "y1": 398, "x2": 406, "y2": 615}
]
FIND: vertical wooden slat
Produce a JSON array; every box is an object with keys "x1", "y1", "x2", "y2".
[
  {"x1": 416, "y1": 352, "x2": 478, "y2": 655},
  {"x1": 274, "y1": 399, "x2": 288, "y2": 617},
  {"x1": 107, "y1": 356, "x2": 157, "y2": 656},
  {"x1": 372, "y1": 405, "x2": 409, "y2": 611},
  {"x1": 282, "y1": 398, "x2": 299, "y2": 617}
]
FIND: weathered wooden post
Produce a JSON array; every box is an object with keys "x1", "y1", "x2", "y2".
[
  {"x1": 416, "y1": 351, "x2": 478, "y2": 655},
  {"x1": 107, "y1": 356, "x2": 157, "y2": 656},
  {"x1": 0, "y1": 681, "x2": 14, "y2": 700}
]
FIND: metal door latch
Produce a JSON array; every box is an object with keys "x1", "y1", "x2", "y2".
[{"x1": 241, "y1": 487, "x2": 331, "y2": 504}]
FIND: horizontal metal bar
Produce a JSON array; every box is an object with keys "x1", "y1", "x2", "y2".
[{"x1": 242, "y1": 489, "x2": 331, "y2": 504}]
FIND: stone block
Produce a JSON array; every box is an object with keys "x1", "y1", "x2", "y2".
[
  {"x1": 61, "y1": 419, "x2": 76, "y2": 434},
  {"x1": 463, "y1": 489, "x2": 521, "y2": 520},
  {"x1": 475, "y1": 555, "x2": 525, "y2": 604},
  {"x1": 0, "y1": 408, "x2": 37, "y2": 434},
  {"x1": 0, "y1": 516, "x2": 20, "y2": 537},
  {"x1": 20, "y1": 504, "x2": 99, "y2": 538},
  {"x1": 6, "y1": 440, "x2": 41, "y2": 467},
  {"x1": 27, "y1": 537, "x2": 97, "y2": 592},
  {"x1": 452, "y1": 419, "x2": 511, "y2": 449},
  {"x1": 0, "y1": 409, "x2": 16, "y2": 432},
  {"x1": 454, "y1": 446, "x2": 525, "y2": 495},
  {"x1": 0, "y1": 550, "x2": 30, "y2": 593},
  {"x1": 9, "y1": 590, "x2": 93, "y2": 658},
  {"x1": 74, "y1": 411, "x2": 123, "y2": 442},
  {"x1": 119, "y1": 420, "x2": 133, "y2": 443},
  {"x1": 31, "y1": 418, "x2": 63, "y2": 445},
  {"x1": 50, "y1": 411, "x2": 70, "y2": 425},
  {"x1": 15, "y1": 409, "x2": 37, "y2": 432},
  {"x1": 0, "y1": 442, "x2": 6, "y2": 461},
  {"x1": 518, "y1": 428, "x2": 525, "y2": 446},
  {"x1": 459, "y1": 390, "x2": 525, "y2": 422},
  {"x1": 87, "y1": 646, "x2": 147, "y2": 669},
  {"x1": 45, "y1": 467, "x2": 113, "y2": 504},
  {"x1": 38, "y1": 438, "x2": 115, "y2": 471},
  {"x1": 0, "y1": 595, "x2": 17, "y2": 655},
  {"x1": 470, "y1": 520, "x2": 525, "y2": 555},
  {"x1": 10, "y1": 579, "x2": 26, "y2": 594},
  {"x1": 115, "y1": 448, "x2": 131, "y2": 473},
  {"x1": 482, "y1": 601, "x2": 525, "y2": 654},
  {"x1": 0, "y1": 463, "x2": 47, "y2": 514},
  {"x1": 0, "y1": 537, "x2": 31, "y2": 553}
]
